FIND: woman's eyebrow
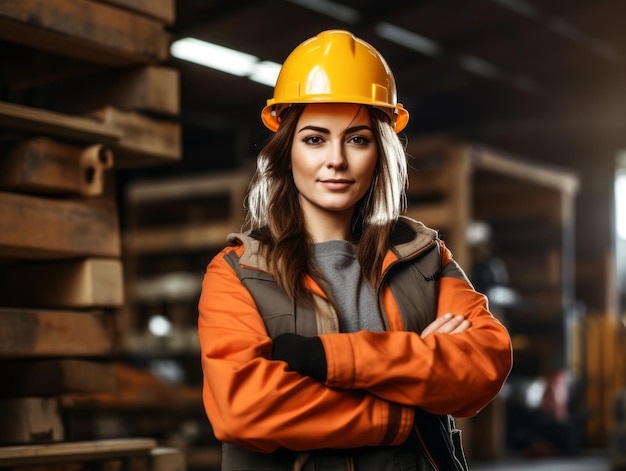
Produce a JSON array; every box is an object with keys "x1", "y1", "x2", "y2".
[
  {"x1": 344, "y1": 125, "x2": 373, "y2": 134},
  {"x1": 297, "y1": 125, "x2": 329, "y2": 134},
  {"x1": 297, "y1": 124, "x2": 373, "y2": 134}
]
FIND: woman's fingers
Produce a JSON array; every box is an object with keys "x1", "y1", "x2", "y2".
[
  {"x1": 420, "y1": 313, "x2": 453, "y2": 338},
  {"x1": 435, "y1": 314, "x2": 468, "y2": 334},
  {"x1": 449, "y1": 318, "x2": 472, "y2": 334},
  {"x1": 420, "y1": 313, "x2": 471, "y2": 339}
]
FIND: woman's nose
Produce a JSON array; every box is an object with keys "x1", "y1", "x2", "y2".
[{"x1": 326, "y1": 142, "x2": 347, "y2": 168}]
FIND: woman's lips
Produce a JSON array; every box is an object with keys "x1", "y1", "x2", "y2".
[{"x1": 319, "y1": 179, "x2": 352, "y2": 190}]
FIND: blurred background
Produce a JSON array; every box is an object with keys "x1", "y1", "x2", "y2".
[{"x1": 1, "y1": 1, "x2": 625, "y2": 470}]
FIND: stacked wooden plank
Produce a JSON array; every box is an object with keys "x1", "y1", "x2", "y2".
[
  {"x1": 0, "y1": 0, "x2": 181, "y2": 167},
  {"x1": 0, "y1": 0, "x2": 186, "y2": 469}
]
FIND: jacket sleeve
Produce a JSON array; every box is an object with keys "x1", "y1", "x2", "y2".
[
  {"x1": 320, "y1": 241, "x2": 513, "y2": 418},
  {"x1": 198, "y1": 246, "x2": 413, "y2": 453}
]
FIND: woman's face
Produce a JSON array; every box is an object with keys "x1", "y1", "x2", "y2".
[{"x1": 291, "y1": 103, "x2": 378, "y2": 229}]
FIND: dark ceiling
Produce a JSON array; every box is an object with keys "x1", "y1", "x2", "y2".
[{"x1": 168, "y1": 0, "x2": 626, "y2": 174}]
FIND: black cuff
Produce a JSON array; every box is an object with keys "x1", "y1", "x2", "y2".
[{"x1": 271, "y1": 333, "x2": 327, "y2": 382}]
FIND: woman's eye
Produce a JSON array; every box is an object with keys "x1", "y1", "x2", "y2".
[
  {"x1": 303, "y1": 135, "x2": 323, "y2": 145},
  {"x1": 348, "y1": 135, "x2": 371, "y2": 145}
]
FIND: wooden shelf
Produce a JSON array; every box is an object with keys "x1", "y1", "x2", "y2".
[
  {"x1": 0, "y1": 438, "x2": 157, "y2": 467},
  {"x1": 0, "y1": 101, "x2": 120, "y2": 144}
]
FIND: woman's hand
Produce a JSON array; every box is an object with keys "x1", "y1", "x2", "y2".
[{"x1": 420, "y1": 313, "x2": 471, "y2": 339}]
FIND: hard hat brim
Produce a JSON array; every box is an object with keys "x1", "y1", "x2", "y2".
[{"x1": 261, "y1": 102, "x2": 409, "y2": 133}]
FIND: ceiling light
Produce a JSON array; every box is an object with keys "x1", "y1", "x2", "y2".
[
  {"x1": 509, "y1": 74, "x2": 536, "y2": 93},
  {"x1": 375, "y1": 22, "x2": 441, "y2": 57},
  {"x1": 492, "y1": 0, "x2": 623, "y2": 63},
  {"x1": 286, "y1": 0, "x2": 360, "y2": 23},
  {"x1": 375, "y1": 22, "x2": 534, "y2": 94},
  {"x1": 249, "y1": 60, "x2": 282, "y2": 87},
  {"x1": 171, "y1": 37, "x2": 282, "y2": 86},
  {"x1": 490, "y1": 0, "x2": 538, "y2": 18},
  {"x1": 549, "y1": 19, "x2": 622, "y2": 63},
  {"x1": 458, "y1": 54, "x2": 502, "y2": 80},
  {"x1": 171, "y1": 37, "x2": 258, "y2": 76}
]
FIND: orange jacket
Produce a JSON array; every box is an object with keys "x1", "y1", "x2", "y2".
[{"x1": 198, "y1": 217, "x2": 512, "y2": 456}]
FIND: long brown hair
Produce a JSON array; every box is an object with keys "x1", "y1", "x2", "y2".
[{"x1": 244, "y1": 104, "x2": 408, "y2": 304}]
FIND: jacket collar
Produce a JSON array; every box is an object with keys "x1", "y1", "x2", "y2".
[
  {"x1": 227, "y1": 232, "x2": 270, "y2": 272},
  {"x1": 227, "y1": 215, "x2": 438, "y2": 273},
  {"x1": 390, "y1": 216, "x2": 439, "y2": 261}
]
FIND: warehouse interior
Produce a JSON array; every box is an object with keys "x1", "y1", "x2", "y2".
[{"x1": 1, "y1": 0, "x2": 626, "y2": 469}]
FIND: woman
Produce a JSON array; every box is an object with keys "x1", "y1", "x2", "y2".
[{"x1": 198, "y1": 30, "x2": 512, "y2": 470}]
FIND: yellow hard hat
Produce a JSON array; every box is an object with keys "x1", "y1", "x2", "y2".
[{"x1": 261, "y1": 30, "x2": 409, "y2": 133}]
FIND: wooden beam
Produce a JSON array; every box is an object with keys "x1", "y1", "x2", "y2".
[
  {"x1": 89, "y1": 107, "x2": 181, "y2": 167},
  {"x1": 0, "y1": 438, "x2": 156, "y2": 466},
  {"x1": 502, "y1": 250, "x2": 562, "y2": 287},
  {"x1": 0, "y1": 258, "x2": 124, "y2": 308},
  {"x1": 144, "y1": 447, "x2": 186, "y2": 471},
  {"x1": 0, "y1": 359, "x2": 117, "y2": 397},
  {"x1": 406, "y1": 167, "x2": 451, "y2": 196},
  {"x1": 404, "y1": 202, "x2": 454, "y2": 233},
  {"x1": 0, "y1": 463, "x2": 84, "y2": 471},
  {"x1": 94, "y1": 0, "x2": 175, "y2": 25},
  {"x1": 0, "y1": 101, "x2": 120, "y2": 144},
  {"x1": 54, "y1": 66, "x2": 180, "y2": 117},
  {"x1": 124, "y1": 221, "x2": 238, "y2": 253},
  {"x1": 0, "y1": 192, "x2": 120, "y2": 259},
  {"x1": 472, "y1": 146, "x2": 580, "y2": 195},
  {"x1": 119, "y1": 450, "x2": 187, "y2": 471},
  {"x1": 0, "y1": 0, "x2": 170, "y2": 66},
  {"x1": 474, "y1": 185, "x2": 565, "y2": 224},
  {"x1": 125, "y1": 170, "x2": 252, "y2": 204},
  {"x1": 132, "y1": 272, "x2": 202, "y2": 305},
  {"x1": 60, "y1": 360, "x2": 204, "y2": 408},
  {"x1": 0, "y1": 138, "x2": 114, "y2": 196},
  {"x1": 0, "y1": 398, "x2": 64, "y2": 444},
  {"x1": 0, "y1": 309, "x2": 115, "y2": 358}
]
